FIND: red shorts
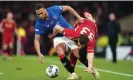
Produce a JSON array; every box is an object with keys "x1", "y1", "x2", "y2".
[{"x1": 2, "y1": 34, "x2": 14, "y2": 45}]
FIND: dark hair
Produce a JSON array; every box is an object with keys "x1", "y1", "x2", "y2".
[
  {"x1": 35, "y1": 3, "x2": 44, "y2": 10},
  {"x1": 79, "y1": 34, "x2": 89, "y2": 45}
]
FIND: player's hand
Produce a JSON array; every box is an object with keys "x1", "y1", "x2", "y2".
[
  {"x1": 38, "y1": 54, "x2": 44, "y2": 64},
  {"x1": 48, "y1": 33, "x2": 54, "y2": 39},
  {"x1": 77, "y1": 17, "x2": 84, "y2": 23}
]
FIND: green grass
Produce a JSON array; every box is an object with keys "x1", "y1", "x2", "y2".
[{"x1": 0, "y1": 55, "x2": 133, "y2": 80}]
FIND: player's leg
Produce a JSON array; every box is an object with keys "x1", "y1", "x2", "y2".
[
  {"x1": 56, "y1": 43, "x2": 74, "y2": 73},
  {"x1": 61, "y1": 36, "x2": 81, "y2": 80},
  {"x1": 70, "y1": 51, "x2": 77, "y2": 69},
  {"x1": 78, "y1": 47, "x2": 88, "y2": 67},
  {"x1": 2, "y1": 35, "x2": 8, "y2": 60},
  {"x1": 70, "y1": 45, "x2": 88, "y2": 68},
  {"x1": 8, "y1": 36, "x2": 14, "y2": 60},
  {"x1": 69, "y1": 44, "x2": 88, "y2": 69},
  {"x1": 69, "y1": 49, "x2": 88, "y2": 70},
  {"x1": 69, "y1": 52, "x2": 83, "y2": 80},
  {"x1": 56, "y1": 44, "x2": 79, "y2": 80},
  {"x1": 78, "y1": 47, "x2": 100, "y2": 80},
  {"x1": 8, "y1": 42, "x2": 13, "y2": 60},
  {"x1": 53, "y1": 37, "x2": 79, "y2": 80}
]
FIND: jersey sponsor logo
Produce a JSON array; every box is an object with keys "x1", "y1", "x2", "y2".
[
  {"x1": 46, "y1": 25, "x2": 50, "y2": 27},
  {"x1": 40, "y1": 24, "x2": 50, "y2": 28},
  {"x1": 40, "y1": 24, "x2": 46, "y2": 27}
]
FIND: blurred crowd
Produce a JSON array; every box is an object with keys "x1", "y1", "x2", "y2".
[{"x1": 0, "y1": 1, "x2": 133, "y2": 55}]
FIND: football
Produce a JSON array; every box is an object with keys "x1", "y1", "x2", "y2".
[{"x1": 46, "y1": 65, "x2": 59, "y2": 78}]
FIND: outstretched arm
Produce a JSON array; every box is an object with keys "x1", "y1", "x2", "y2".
[
  {"x1": 0, "y1": 20, "x2": 4, "y2": 32},
  {"x1": 34, "y1": 34, "x2": 44, "y2": 63},
  {"x1": 48, "y1": 24, "x2": 64, "y2": 38},
  {"x1": 62, "y1": 6, "x2": 84, "y2": 22},
  {"x1": 84, "y1": 42, "x2": 95, "y2": 73},
  {"x1": 85, "y1": 53, "x2": 94, "y2": 72}
]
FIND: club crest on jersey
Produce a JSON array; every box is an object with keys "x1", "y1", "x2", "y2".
[
  {"x1": 50, "y1": 21, "x2": 54, "y2": 25},
  {"x1": 53, "y1": 16, "x2": 57, "y2": 19}
]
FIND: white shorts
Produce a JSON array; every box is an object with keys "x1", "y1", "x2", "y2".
[{"x1": 53, "y1": 36, "x2": 78, "y2": 50}]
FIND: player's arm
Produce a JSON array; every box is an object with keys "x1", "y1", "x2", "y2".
[
  {"x1": 34, "y1": 22, "x2": 45, "y2": 63},
  {"x1": 87, "y1": 53, "x2": 94, "y2": 70},
  {"x1": 34, "y1": 34, "x2": 44, "y2": 63},
  {"x1": 49, "y1": 25, "x2": 78, "y2": 39},
  {"x1": 0, "y1": 23, "x2": 3, "y2": 32},
  {"x1": 84, "y1": 52, "x2": 95, "y2": 73},
  {"x1": 84, "y1": 41, "x2": 95, "y2": 73},
  {"x1": 48, "y1": 24, "x2": 64, "y2": 38},
  {"x1": 34, "y1": 34, "x2": 41, "y2": 55},
  {"x1": 0, "y1": 20, "x2": 4, "y2": 32},
  {"x1": 62, "y1": 6, "x2": 84, "y2": 22}
]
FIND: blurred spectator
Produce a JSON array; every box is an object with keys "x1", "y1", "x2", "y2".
[{"x1": 107, "y1": 13, "x2": 121, "y2": 63}]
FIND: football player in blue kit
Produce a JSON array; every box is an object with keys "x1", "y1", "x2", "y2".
[{"x1": 34, "y1": 3, "x2": 84, "y2": 80}]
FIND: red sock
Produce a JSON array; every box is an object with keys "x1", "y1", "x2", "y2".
[
  {"x1": 9, "y1": 48, "x2": 13, "y2": 56},
  {"x1": 2, "y1": 49, "x2": 7, "y2": 55},
  {"x1": 70, "y1": 51, "x2": 77, "y2": 68},
  {"x1": 59, "y1": 54, "x2": 66, "y2": 60}
]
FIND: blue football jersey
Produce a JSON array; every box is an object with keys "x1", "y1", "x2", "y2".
[{"x1": 35, "y1": 5, "x2": 73, "y2": 35}]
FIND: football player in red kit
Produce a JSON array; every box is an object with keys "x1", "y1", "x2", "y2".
[
  {"x1": 49, "y1": 12, "x2": 100, "y2": 80},
  {"x1": 0, "y1": 12, "x2": 17, "y2": 60}
]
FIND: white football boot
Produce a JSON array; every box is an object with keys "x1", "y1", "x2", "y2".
[
  {"x1": 90, "y1": 68, "x2": 100, "y2": 80},
  {"x1": 67, "y1": 73, "x2": 80, "y2": 80}
]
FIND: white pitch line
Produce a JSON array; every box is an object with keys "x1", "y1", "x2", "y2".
[
  {"x1": 76, "y1": 65, "x2": 133, "y2": 77},
  {"x1": 45, "y1": 59, "x2": 133, "y2": 77},
  {"x1": 0, "y1": 72, "x2": 3, "y2": 75},
  {"x1": 96, "y1": 68, "x2": 133, "y2": 77}
]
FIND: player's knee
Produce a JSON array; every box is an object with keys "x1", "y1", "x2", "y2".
[
  {"x1": 56, "y1": 44, "x2": 65, "y2": 56},
  {"x1": 72, "y1": 48, "x2": 80, "y2": 59},
  {"x1": 3, "y1": 44, "x2": 8, "y2": 49},
  {"x1": 76, "y1": 54, "x2": 80, "y2": 59},
  {"x1": 9, "y1": 45, "x2": 13, "y2": 49},
  {"x1": 9, "y1": 42, "x2": 13, "y2": 48}
]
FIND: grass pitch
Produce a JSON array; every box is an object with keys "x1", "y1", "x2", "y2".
[{"x1": 0, "y1": 55, "x2": 133, "y2": 80}]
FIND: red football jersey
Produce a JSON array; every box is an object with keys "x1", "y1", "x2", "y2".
[
  {"x1": 1, "y1": 19, "x2": 16, "y2": 36},
  {"x1": 63, "y1": 19, "x2": 97, "y2": 53}
]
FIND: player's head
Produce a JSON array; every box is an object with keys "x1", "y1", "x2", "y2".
[
  {"x1": 77, "y1": 34, "x2": 88, "y2": 48},
  {"x1": 7, "y1": 12, "x2": 13, "y2": 19},
  {"x1": 109, "y1": 13, "x2": 116, "y2": 21},
  {"x1": 35, "y1": 3, "x2": 47, "y2": 20}
]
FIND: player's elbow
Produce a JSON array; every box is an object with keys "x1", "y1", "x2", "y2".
[
  {"x1": 66, "y1": 5, "x2": 71, "y2": 9},
  {"x1": 63, "y1": 5, "x2": 72, "y2": 11}
]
